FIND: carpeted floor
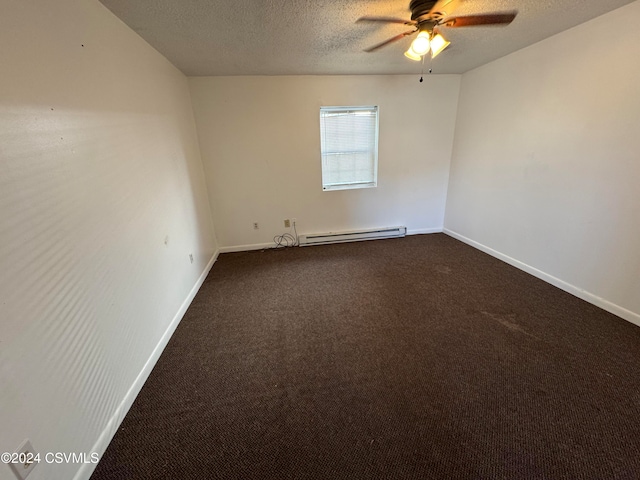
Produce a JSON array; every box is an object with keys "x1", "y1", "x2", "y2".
[{"x1": 90, "y1": 234, "x2": 640, "y2": 479}]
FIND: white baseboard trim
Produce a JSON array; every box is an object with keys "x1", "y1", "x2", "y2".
[
  {"x1": 218, "y1": 242, "x2": 275, "y2": 253},
  {"x1": 218, "y1": 229, "x2": 444, "y2": 253},
  {"x1": 75, "y1": 249, "x2": 220, "y2": 480},
  {"x1": 407, "y1": 227, "x2": 443, "y2": 236},
  {"x1": 443, "y1": 228, "x2": 640, "y2": 327}
]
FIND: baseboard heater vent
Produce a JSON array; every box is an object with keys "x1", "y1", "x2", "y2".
[{"x1": 298, "y1": 226, "x2": 406, "y2": 246}]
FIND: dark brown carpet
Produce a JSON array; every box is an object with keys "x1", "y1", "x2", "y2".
[{"x1": 91, "y1": 234, "x2": 640, "y2": 480}]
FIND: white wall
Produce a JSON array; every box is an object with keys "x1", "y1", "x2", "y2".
[
  {"x1": 189, "y1": 75, "x2": 460, "y2": 250},
  {"x1": 0, "y1": 1, "x2": 217, "y2": 479},
  {"x1": 444, "y1": 1, "x2": 640, "y2": 325}
]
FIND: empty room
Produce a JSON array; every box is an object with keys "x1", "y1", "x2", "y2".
[{"x1": 1, "y1": 0, "x2": 639, "y2": 479}]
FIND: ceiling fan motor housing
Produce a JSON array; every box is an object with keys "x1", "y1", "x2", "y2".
[{"x1": 409, "y1": 0, "x2": 439, "y2": 22}]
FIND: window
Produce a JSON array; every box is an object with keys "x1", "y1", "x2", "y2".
[{"x1": 319, "y1": 106, "x2": 379, "y2": 191}]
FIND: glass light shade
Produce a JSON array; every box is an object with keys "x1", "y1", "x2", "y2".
[
  {"x1": 430, "y1": 33, "x2": 450, "y2": 58},
  {"x1": 404, "y1": 49, "x2": 422, "y2": 61},
  {"x1": 411, "y1": 31, "x2": 431, "y2": 56}
]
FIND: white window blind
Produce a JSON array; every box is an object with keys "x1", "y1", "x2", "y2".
[{"x1": 320, "y1": 106, "x2": 379, "y2": 191}]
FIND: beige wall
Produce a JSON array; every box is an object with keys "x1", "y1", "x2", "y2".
[
  {"x1": 189, "y1": 75, "x2": 460, "y2": 250},
  {"x1": 445, "y1": 2, "x2": 640, "y2": 325},
  {"x1": 0, "y1": 1, "x2": 217, "y2": 479}
]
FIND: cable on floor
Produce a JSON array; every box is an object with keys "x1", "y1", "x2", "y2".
[{"x1": 273, "y1": 221, "x2": 299, "y2": 248}]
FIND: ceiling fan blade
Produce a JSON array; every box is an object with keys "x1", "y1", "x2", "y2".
[
  {"x1": 363, "y1": 29, "x2": 418, "y2": 52},
  {"x1": 441, "y1": 12, "x2": 517, "y2": 27},
  {"x1": 357, "y1": 16, "x2": 417, "y2": 26}
]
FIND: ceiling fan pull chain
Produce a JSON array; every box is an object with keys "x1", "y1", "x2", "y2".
[{"x1": 419, "y1": 55, "x2": 434, "y2": 82}]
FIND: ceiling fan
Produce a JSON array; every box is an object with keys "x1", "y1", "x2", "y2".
[{"x1": 357, "y1": 0, "x2": 517, "y2": 61}]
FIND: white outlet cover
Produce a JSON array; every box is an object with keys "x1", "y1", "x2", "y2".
[{"x1": 8, "y1": 439, "x2": 37, "y2": 480}]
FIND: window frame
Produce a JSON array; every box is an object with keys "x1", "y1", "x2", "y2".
[{"x1": 319, "y1": 105, "x2": 379, "y2": 192}]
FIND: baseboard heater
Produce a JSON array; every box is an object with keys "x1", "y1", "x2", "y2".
[{"x1": 298, "y1": 226, "x2": 406, "y2": 246}]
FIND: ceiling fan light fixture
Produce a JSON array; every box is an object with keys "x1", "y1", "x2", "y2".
[
  {"x1": 410, "y1": 31, "x2": 431, "y2": 55},
  {"x1": 430, "y1": 33, "x2": 450, "y2": 58},
  {"x1": 404, "y1": 48, "x2": 422, "y2": 61}
]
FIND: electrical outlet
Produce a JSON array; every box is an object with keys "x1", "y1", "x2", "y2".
[
  {"x1": 8, "y1": 439, "x2": 37, "y2": 479},
  {"x1": 189, "y1": 253, "x2": 194, "y2": 264},
  {"x1": 291, "y1": 218, "x2": 297, "y2": 226},
  {"x1": 284, "y1": 219, "x2": 290, "y2": 228},
  {"x1": 253, "y1": 222, "x2": 259, "y2": 230}
]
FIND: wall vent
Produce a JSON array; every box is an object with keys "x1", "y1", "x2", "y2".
[{"x1": 298, "y1": 226, "x2": 406, "y2": 246}]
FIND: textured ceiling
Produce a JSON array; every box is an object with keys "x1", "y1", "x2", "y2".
[{"x1": 98, "y1": 0, "x2": 635, "y2": 75}]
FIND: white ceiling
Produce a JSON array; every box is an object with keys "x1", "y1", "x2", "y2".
[{"x1": 98, "y1": 0, "x2": 634, "y2": 76}]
